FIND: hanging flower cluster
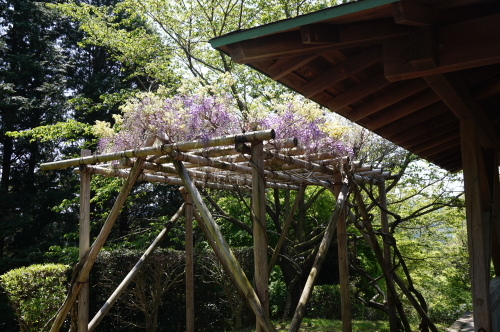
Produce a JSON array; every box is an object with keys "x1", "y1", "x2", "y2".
[{"x1": 94, "y1": 91, "x2": 353, "y2": 157}]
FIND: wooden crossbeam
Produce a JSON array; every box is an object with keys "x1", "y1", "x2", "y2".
[
  {"x1": 392, "y1": 0, "x2": 437, "y2": 26},
  {"x1": 227, "y1": 18, "x2": 407, "y2": 64},
  {"x1": 423, "y1": 72, "x2": 498, "y2": 150},
  {"x1": 384, "y1": 13, "x2": 500, "y2": 81},
  {"x1": 327, "y1": 72, "x2": 391, "y2": 112},
  {"x1": 301, "y1": 44, "x2": 383, "y2": 98},
  {"x1": 343, "y1": 79, "x2": 427, "y2": 122},
  {"x1": 393, "y1": 116, "x2": 457, "y2": 148},
  {"x1": 419, "y1": 137, "x2": 460, "y2": 159},
  {"x1": 377, "y1": 102, "x2": 449, "y2": 138},
  {"x1": 300, "y1": 24, "x2": 338, "y2": 44},
  {"x1": 408, "y1": 129, "x2": 459, "y2": 154},
  {"x1": 268, "y1": 54, "x2": 321, "y2": 80},
  {"x1": 362, "y1": 89, "x2": 440, "y2": 131}
]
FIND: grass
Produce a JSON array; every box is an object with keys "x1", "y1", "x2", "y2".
[{"x1": 232, "y1": 318, "x2": 451, "y2": 331}]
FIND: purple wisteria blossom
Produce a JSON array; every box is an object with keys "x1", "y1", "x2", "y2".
[{"x1": 98, "y1": 93, "x2": 352, "y2": 158}]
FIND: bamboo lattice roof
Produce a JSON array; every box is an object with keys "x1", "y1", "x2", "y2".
[
  {"x1": 210, "y1": 0, "x2": 500, "y2": 172},
  {"x1": 41, "y1": 130, "x2": 391, "y2": 191}
]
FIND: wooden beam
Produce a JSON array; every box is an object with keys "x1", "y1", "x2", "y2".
[
  {"x1": 472, "y1": 74, "x2": 500, "y2": 101},
  {"x1": 392, "y1": 0, "x2": 437, "y2": 26},
  {"x1": 327, "y1": 72, "x2": 391, "y2": 112},
  {"x1": 343, "y1": 78, "x2": 427, "y2": 121},
  {"x1": 267, "y1": 53, "x2": 321, "y2": 80},
  {"x1": 227, "y1": 18, "x2": 407, "y2": 64},
  {"x1": 423, "y1": 72, "x2": 497, "y2": 150},
  {"x1": 300, "y1": 24, "x2": 338, "y2": 44},
  {"x1": 301, "y1": 44, "x2": 383, "y2": 98},
  {"x1": 362, "y1": 90, "x2": 440, "y2": 131},
  {"x1": 377, "y1": 102, "x2": 449, "y2": 138},
  {"x1": 460, "y1": 121, "x2": 493, "y2": 331},
  {"x1": 419, "y1": 137, "x2": 461, "y2": 159},
  {"x1": 394, "y1": 118, "x2": 457, "y2": 148},
  {"x1": 436, "y1": 155, "x2": 462, "y2": 170},
  {"x1": 426, "y1": 145, "x2": 461, "y2": 163},
  {"x1": 252, "y1": 141, "x2": 269, "y2": 332},
  {"x1": 78, "y1": 150, "x2": 91, "y2": 332},
  {"x1": 407, "y1": 129, "x2": 459, "y2": 154},
  {"x1": 408, "y1": 26, "x2": 437, "y2": 71},
  {"x1": 384, "y1": 13, "x2": 500, "y2": 81}
]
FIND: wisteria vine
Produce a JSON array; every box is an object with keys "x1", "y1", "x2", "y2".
[{"x1": 94, "y1": 92, "x2": 353, "y2": 157}]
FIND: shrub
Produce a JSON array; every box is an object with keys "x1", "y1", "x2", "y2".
[{"x1": 0, "y1": 264, "x2": 69, "y2": 332}]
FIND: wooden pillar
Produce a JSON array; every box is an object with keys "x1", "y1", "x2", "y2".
[
  {"x1": 51, "y1": 158, "x2": 145, "y2": 332},
  {"x1": 378, "y1": 181, "x2": 398, "y2": 332},
  {"x1": 460, "y1": 121, "x2": 493, "y2": 332},
  {"x1": 79, "y1": 149, "x2": 91, "y2": 332},
  {"x1": 180, "y1": 188, "x2": 195, "y2": 332},
  {"x1": 334, "y1": 173, "x2": 352, "y2": 332},
  {"x1": 251, "y1": 141, "x2": 268, "y2": 332},
  {"x1": 490, "y1": 152, "x2": 500, "y2": 277}
]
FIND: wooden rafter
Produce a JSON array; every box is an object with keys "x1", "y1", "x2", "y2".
[
  {"x1": 226, "y1": 18, "x2": 407, "y2": 64},
  {"x1": 384, "y1": 12, "x2": 500, "y2": 81}
]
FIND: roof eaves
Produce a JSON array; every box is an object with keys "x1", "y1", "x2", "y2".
[{"x1": 209, "y1": 0, "x2": 400, "y2": 48}]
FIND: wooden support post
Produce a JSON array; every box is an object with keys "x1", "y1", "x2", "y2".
[
  {"x1": 88, "y1": 204, "x2": 184, "y2": 332},
  {"x1": 268, "y1": 185, "x2": 306, "y2": 274},
  {"x1": 78, "y1": 150, "x2": 91, "y2": 332},
  {"x1": 335, "y1": 173, "x2": 352, "y2": 332},
  {"x1": 180, "y1": 188, "x2": 195, "y2": 332},
  {"x1": 288, "y1": 183, "x2": 350, "y2": 332},
  {"x1": 378, "y1": 181, "x2": 398, "y2": 332},
  {"x1": 460, "y1": 121, "x2": 493, "y2": 332},
  {"x1": 251, "y1": 141, "x2": 269, "y2": 332},
  {"x1": 51, "y1": 158, "x2": 145, "y2": 332},
  {"x1": 489, "y1": 151, "x2": 500, "y2": 277},
  {"x1": 172, "y1": 159, "x2": 275, "y2": 332}
]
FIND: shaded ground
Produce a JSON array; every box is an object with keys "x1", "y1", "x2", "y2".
[{"x1": 233, "y1": 318, "x2": 452, "y2": 331}]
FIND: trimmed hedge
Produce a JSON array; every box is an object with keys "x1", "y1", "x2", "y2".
[{"x1": 0, "y1": 264, "x2": 69, "y2": 332}]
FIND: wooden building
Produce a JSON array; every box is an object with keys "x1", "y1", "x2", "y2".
[{"x1": 209, "y1": 0, "x2": 500, "y2": 331}]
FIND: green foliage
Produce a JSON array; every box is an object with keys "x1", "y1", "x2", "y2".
[
  {"x1": 0, "y1": 264, "x2": 69, "y2": 332},
  {"x1": 6, "y1": 119, "x2": 93, "y2": 143}
]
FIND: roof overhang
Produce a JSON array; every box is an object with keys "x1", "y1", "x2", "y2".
[{"x1": 210, "y1": 0, "x2": 500, "y2": 172}]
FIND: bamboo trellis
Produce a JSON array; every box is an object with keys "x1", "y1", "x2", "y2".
[{"x1": 41, "y1": 129, "x2": 403, "y2": 332}]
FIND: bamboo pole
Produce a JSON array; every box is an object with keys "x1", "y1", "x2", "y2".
[
  {"x1": 335, "y1": 173, "x2": 352, "y2": 332},
  {"x1": 78, "y1": 150, "x2": 91, "y2": 332},
  {"x1": 41, "y1": 130, "x2": 275, "y2": 171},
  {"x1": 170, "y1": 150, "x2": 334, "y2": 188},
  {"x1": 252, "y1": 141, "x2": 269, "y2": 332},
  {"x1": 288, "y1": 183, "x2": 350, "y2": 332},
  {"x1": 172, "y1": 159, "x2": 275, "y2": 332},
  {"x1": 268, "y1": 185, "x2": 306, "y2": 274},
  {"x1": 180, "y1": 188, "x2": 195, "y2": 332},
  {"x1": 50, "y1": 158, "x2": 145, "y2": 332},
  {"x1": 137, "y1": 161, "x2": 274, "y2": 190},
  {"x1": 378, "y1": 181, "x2": 398, "y2": 332},
  {"x1": 77, "y1": 166, "x2": 251, "y2": 191},
  {"x1": 88, "y1": 204, "x2": 185, "y2": 332}
]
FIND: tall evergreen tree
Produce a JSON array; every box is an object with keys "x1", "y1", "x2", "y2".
[{"x1": 0, "y1": 0, "x2": 73, "y2": 269}]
